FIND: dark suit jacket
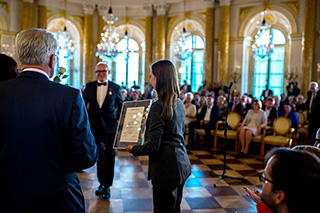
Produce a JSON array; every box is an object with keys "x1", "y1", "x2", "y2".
[
  {"x1": 260, "y1": 89, "x2": 273, "y2": 100},
  {"x1": 180, "y1": 84, "x2": 191, "y2": 92},
  {"x1": 0, "y1": 71, "x2": 98, "y2": 212},
  {"x1": 197, "y1": 105, "x2": 221, "y2": 129},
  {"x1": 83, "y1": 80, "x2": 123, "y2": 142},
  {"x1": 228, "y1": 102, "x2": 244, "y2": 118},
  {"x1": 132, "y1": 99, "x2": 191, "y2": 187},
  {"x1": 262, "y1": 106, "x2": 278, "y2": 126}
]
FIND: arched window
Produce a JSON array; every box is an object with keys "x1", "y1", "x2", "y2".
[
  {"x1": 106, "y1": 38, "x2": 140, "y2": 89},
  {"x1": 179, "y1": 35, "x2": 204, "y2": 92},
  {"x1": 54, "y1": 33, "x2": 73, "y2": 85},
  {"x1": 253, "y1": 29, "x2": 286, "y2": 98}
]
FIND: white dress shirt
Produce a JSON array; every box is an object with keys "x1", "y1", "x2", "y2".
[
  {"x1": 204, "y1": 105, "x2": 213, "y2": 122},
  {"x1": 97, "y1": 80, "x2": 108, "y2": 108},
  {"x1": 23, "y1": 68, "x2": 49, "y2": 79}
]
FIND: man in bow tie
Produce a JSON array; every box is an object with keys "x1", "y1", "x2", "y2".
[{"x1": 83, "y1": 62, "x2": 123, "y2": 199}]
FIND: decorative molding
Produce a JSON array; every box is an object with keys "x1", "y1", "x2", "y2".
[
  {"x1": 97, "y1": 5, "x2": 108, "y2": 16},
  {"x1": 143, "y1": 4, "x2": 153, "y2": 16},
  {"x1": 154, "y1": 3, "x2": 169, "y2": 16},
  {"x1": 219, "y1": 0, "x2": 230, "y2": 7},
  {"x1": 82, "y1": 3, "x2": 95, "y2": 15},
  {"x1": 283, "y1": 1, "x2": 299, "y2": 16},
  {"x1": 23, "y1": 0, "x2": 34, "y2": 3},
  {"x1": 74, "y1": 15, "x2": 84, "y2": 27},
  {"x1": 38, "y1": 0, "x2": 48, "y2": 6},
  {"x1": 0, "y1": 1, "x2": 8, "y2": 14},
  {"x1": 203, "y1": 0, "x2": 215, "y2": 8},
  {"x1": 198, "y1": 12, "x2": 206, "y2": 19},
  {"x1": 239, "y1": 6, "x2": 254, "y2": 23},
  {"x1": 168, "y1": 16, "x2": 177, "y2": 27}
]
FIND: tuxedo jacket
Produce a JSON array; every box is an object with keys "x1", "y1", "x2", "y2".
[
  {"x1": 0, "y1": 71, "x2": 98, "y2": 212},
  {"x1": 83, "y1": 80, "x2": 123, "y2": 142},
  {"x1": 132, "y1": 99, "x2": 191, "y2": 187},
  {"x1": 197, "y1": 105, "x2": 221, "y2": 129}
]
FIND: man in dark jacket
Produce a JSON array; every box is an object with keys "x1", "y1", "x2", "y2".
[
  {"x1": 188, "y1": 95, "x2": 221, "y2": 150},
  {"x1": 0, "y1": 28, "x2": 98, "y2": 212},
  {"x1": 262, "y1": 98, "x2": 278, "y2": 126},
  {"x1": 83, "y1": 62, "x2": 123, "y2": 199}
]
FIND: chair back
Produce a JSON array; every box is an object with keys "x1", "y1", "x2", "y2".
[
  {"x1": 227, "y1": 112, "x2": 241, "y2": 130},
  {"x1": 296, "y1": 112, "x2": 305, "y2": 126},
  {"x1": 273, "y1": 117, "x2": 291, "y2": 136}
]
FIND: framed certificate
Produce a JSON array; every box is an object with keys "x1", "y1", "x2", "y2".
[{"x1": 113, "y1": 99, "x2": 152, "y2": 149}]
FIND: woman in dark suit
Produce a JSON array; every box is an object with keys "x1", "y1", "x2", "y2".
[{"x1": 126, "y1": 60, "x2": 191, "y2": 213}]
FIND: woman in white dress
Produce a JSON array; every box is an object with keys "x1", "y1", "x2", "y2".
[
  {"x1": 184, "y1": 92, "x2": 197, "y2": 126},
  {"x1": 238, "y1": 100, "x2": 267, "y2": 154}
]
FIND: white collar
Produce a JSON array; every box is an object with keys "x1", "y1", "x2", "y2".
[{"x1": 23, "y1": 68, "x2": 49, "y2": 79}]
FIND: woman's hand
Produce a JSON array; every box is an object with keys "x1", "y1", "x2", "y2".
[
  {"x1": 244, "y1": 186, "x2": 262, "y2": 204},
  {"x1": 126, "y1": 145, "x2": 133, "y2": 153}
]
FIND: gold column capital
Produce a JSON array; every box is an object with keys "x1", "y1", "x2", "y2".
[
  {"x1": 154, "y1": 3, "x2": 169, "y2": 16},
  {"x1": 219, "y1": 0, "x2": 231, "y2": 7},
  {"x1": 203, "y1": 0, "x2": 215, "y2": 8},
  {"x1": 97, "y1": 5, "x2": 108, "y2": 16},
  {"x1": 143, "y1": 4, "x2": 153, "y2": 16},
  {"x1": 82, "y1": 3, "x2": 95, "y2": 15},
  {"x1": 38, "y1": 0, "x2": 48, "y2": 6}
]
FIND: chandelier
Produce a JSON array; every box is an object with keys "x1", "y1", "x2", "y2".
[
  {"x1": 174, "y1": 0, "x2": 192, "y2": 61},
  {"x1": 174, "y1": 27, "x2": 192, "y2": 61},
  {"x1": 57, "y1": 0, "x2": 74, "y2": 60},
  {"x1": 96, "y1": 6, "x2": 120, "y2": 61},
  {"x1": 251, "y1": 11, "x2": 274, "y2": 59}
]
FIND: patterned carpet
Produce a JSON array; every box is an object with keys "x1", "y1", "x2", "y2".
[{"x1": 78, "y1": 143, "x2": 266, "y2": 213}]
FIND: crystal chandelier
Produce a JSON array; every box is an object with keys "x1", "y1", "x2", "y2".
[
  {"x1": 57, "y1": 0, "x2": 74, "y2": 60},
  {"x1": 251, "y1": 11, "x2": 274, "y2": 59},
  {"x1": 174, "y1": 0, "x2": 192, "y2": 61},
  {"x1": 174, "y1": 27, "x2": 192, "y2": 61},
  {"x1": 96, "y1": 6, "x2": 120, "y2": 61}
]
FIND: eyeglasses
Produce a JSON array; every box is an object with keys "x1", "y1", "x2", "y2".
[
  {"x1": 95, "y1": 70, "x2": 108, "y2": 74},
  {"x1": 259, "y1": 172, "x2": 275, "y2": 184},
  {"x1": 54, "y1": 54, "x2": 59, "y2": 62}
]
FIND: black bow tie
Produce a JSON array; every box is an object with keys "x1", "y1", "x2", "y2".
[{"x1": 97, "y1": 82, "x2": 107, "y2": 86}]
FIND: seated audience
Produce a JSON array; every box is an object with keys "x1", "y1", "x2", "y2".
[
  {"x1": 244, "y1": 147, "x2": 320, "y2": 213},
  {"x1": 184, "y1": 92, "x2": 197, "y2": 127},
  {"x1": 191, "y1": 93, "x2": 200, "y2": 110},
  {"x1": 142, "y1": 86, "x2": 152, "y2": 99},
  {"x1": 209, "y1": 82, "x2": 219, "y2": 98},
  {"x1": 218, "y1": 80, "x2": 228, "y2": 94},
  {"x1": 180, "y1": 80, "x2": 191, "y2": 93},
  {"x1": 296, "y1": 95, "x2": 305, "y2": 111},
  {"x1": 198, "y1": 80, "x2": 208, "y2": 96},
  {"x1": 121, "y1": 89, "x2": 129, "y2": 101},
  {"x1": 197, "y1": 96, "x2": 207, "y2": 114},
  {"x1": 262, "y1": 98, "x2": 278, "y2": 126},
  {"x1": 188, "y1": 95, "x2": 221, "y2": 150},
  {"x1": 217, "y1": 96, "x2": 227, "y2": 121},
  {"x1": 314, "y1": 128, "x2": 320, "y2": 149},
  {"x1": 130, "y1": 90, "x2": 139, "y2": 101},
  {"x1": 229, "y1": 94, "x2": 244, "y2": 120},
  {"x1": 279, "y1": 102, "x2": 299, "y2": 131},
  {"x1": 179, "y1": 90, "x2": 185, "y2": 102},
  {"x1": 239, "y1": 100, "x2": 267, "y2": 154},
  {"x1": 0, "y1": 53, "x2": 19, "y2": 83}
]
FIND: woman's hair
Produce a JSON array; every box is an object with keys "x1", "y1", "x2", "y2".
[
  {"x1": 186, "y1": 92, "x2": 194, "y2": 100},
  {"x1": 151, "y1": 60, "x2": 179, "y2": 120},
  {"x1": 252, "y1": 99, "x2": 262, "y2": 109},
  {"x1": 0, "y1": 54, "x2": 18, "y2": 83}
]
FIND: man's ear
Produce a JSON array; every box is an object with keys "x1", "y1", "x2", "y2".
[
  {"x1": 275, "y1": 190, "x2": 286, "y2": 205},
  {"x1": 49, "y1": 55, "x2": 55, "y2": 68}
]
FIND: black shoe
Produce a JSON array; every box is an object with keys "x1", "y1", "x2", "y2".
[
  {"x1": 102, "y1": 187, "x2": 111, "y2": 199},
  {"x1": 95, "y1": 184, "x2": 105, "y2": 196}
]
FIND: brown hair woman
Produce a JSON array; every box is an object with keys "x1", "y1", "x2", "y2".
[{"x1": 126, "y1": 60, "x2": 191, "y2": 213}]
